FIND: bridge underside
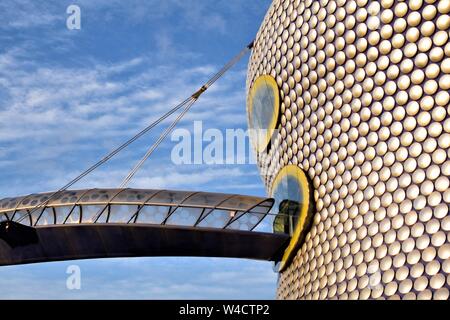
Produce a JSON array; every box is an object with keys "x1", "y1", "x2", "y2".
[{"x1": 0, "y1": 223, "x2": 289, "y2": 266}]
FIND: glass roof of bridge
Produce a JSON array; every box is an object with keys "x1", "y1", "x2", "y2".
[{"x1": 0, "y1": 189, "x2": 274, "y2": 231}]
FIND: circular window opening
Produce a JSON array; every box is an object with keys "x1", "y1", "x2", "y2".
[
  {"x1": 248, "y1": 75, "x2": 280, "y2": 153},
  {"x1": 271, "y1": 165, "x2": 315, "y2": 271}
]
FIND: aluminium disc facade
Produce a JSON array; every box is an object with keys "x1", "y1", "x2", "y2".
[{"x1": 247, "y1": 0, "x2": 450, "y2": 299}]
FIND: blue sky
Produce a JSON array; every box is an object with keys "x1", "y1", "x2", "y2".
[{"x1": 0, "y1": 0, "x2": 277, "y2": 299}]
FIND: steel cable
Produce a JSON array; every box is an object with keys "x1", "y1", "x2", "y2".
[{"x1": 17, "y1": 41, "x2": 254, "y2": 223}]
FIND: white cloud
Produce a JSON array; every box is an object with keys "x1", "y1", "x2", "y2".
[
  {"x1": 0, "y1": 0, "x2": 61, "y2": 30},
  {"x1": 0, "y1": 40, "x2": 260, "y2": 198}
]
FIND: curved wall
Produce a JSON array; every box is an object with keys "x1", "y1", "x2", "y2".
[{"x1": 247, "y1": 0, "x2": 450, "y2": 299}]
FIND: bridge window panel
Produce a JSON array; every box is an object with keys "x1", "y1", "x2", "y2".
[
  {"x1": 36, "y1": 208, "x2": 55, "y2": 226},
  {"x1": 134, "y1": 190, "x2": 160, "y2": 202},
  {"x1": 54, "y1": 206, "x2": 75, "y2": 224},
  {"x1": 12, "y1": 210, "x2": 31, "y2": 226},
  {"x1": 224, "y1": 211, "x2": 245, "y2": 225},
  {"x1": 77, "y1": 189, "x2": 104, "y2": 204},
  {"x1": 251, "y1": 200, "x2": 274, "y2": 212},
  {"x1": 0, "y1": 197, "x2": 20, "y2": 212},
  {"x1": 0, "y1": 211, "x2": 13, "y2": 220},
  {"x1": 25, "y1": 193, "x2": 54, "y2": 210},
  {"x1": 78, "y1": 189, "x2": 106, "y2": 204},
  {"x1": 19, "y1": 196, "x2": 32, "y2": 207},
  {"x1": 96, "y1": 189, "x2": 124, "y2": 201},
  {"x1": 165, "y1": 207, "x2": 203, "y2": 226},
  {"x1": 113, "y1": 190, "x2": 132, "y2": 203},
  {"x1": 248, "y1": 74, "x2": 280, "y2": 153},
  {"x1": 114, "y1": 190, "x2": 156, "y2": 204},
  {"x1": 81, "y1": 205, "x2": 105, "y2": 223},
  {"x1": 183, "y1": 193, "x2": 230, "y2": 208},
  {"x1": 227, "y1": 212, "x2": 262, "y2": 231},
  {"x1": 55, "y1": 190, "x2": 88, "y2": 206},
  {"x1": 197, "y1": 209, "x2": 237, "y2": 228},
  {"x1": 0, "y1": 213, "x2": 9, "y2": 222},
  {"x1": 93, "y1": 190, "x2": 114, "y2": 202},
  {"x1": 252, "y1": 215, "x2": 274, "y2": 232},
  {"x1": 65, "y1": 206, "x2": 81, "y2": 224},
  {"x1": 0, "y1": 198, "x2": 11, "y2": 210},
  {"x1": 136, "y1": 205, "x2": 170, "y2": 224},
  {"x1": 218, "y1": 195, "x2": 264, "y2": 212},
  {"x1": 249, "y1": 205, "x2": 272, "y2": 214},
  {"x1": 32, "y1": 192, "x2": 57, "y2": 206},
  {"x1": 147, "y1": 191, "x2": 188, "y2": 205},
  {"x1": 108, "y1": 205, "x2": 138, "y2": 223},
  {"x1": 30, "y1": 208, "x2": 44, "y2": 226},
  {"x1": 96, "y1": 207, "x2": 109, "y2": 223}
]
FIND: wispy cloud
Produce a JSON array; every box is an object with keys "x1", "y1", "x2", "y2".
[
  {"x1": 0, "y1": 258, "x2": 277, "y2": 299},
  {"x1": 0, "y1": 41, "x2": 255, "y2": 196},
  {"x1": 0, "y1": 0, "x2": 62, "y2": 30}
]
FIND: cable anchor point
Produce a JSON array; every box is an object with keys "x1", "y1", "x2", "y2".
[{"x1": 191, "y1": 85, "x2": 208, "y2": 99}]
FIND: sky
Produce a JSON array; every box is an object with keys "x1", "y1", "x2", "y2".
[{"x1": 0, "y1": 0, "x2": 278, "y2": 299}]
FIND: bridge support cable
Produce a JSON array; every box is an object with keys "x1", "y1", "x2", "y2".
[
  {"x1": 17, "y1": 41, "x2": 255, "y2": 224},
  {"x1": 119, "y1": 98, "x2": 197, "y2": 188},
  {"x1": 119, "y1": 41, "x2": 255, "y2": 187}
]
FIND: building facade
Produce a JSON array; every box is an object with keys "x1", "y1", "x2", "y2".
[{"x1": 247, "y1": 0, "x2": 450, "y2": 299}]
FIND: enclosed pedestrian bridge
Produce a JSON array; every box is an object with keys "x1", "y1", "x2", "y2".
[
  {"x1": 0, "y1": 43, "x2": 294, "y2": 268},
  {"x1": 0, "y1": 189, "x2": 289, "y2": 266}
]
